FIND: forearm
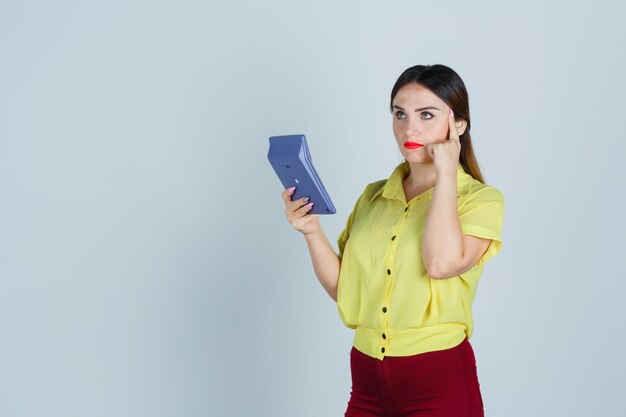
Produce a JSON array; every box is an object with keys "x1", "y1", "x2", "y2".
[
  {"x1": 303, "y1": 227, "x2": 341, "y2": 302},
  {"x1": 422, "y1": 173, "x2": 464, "y2": 278}
]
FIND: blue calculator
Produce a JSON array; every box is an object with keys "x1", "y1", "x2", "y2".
[{"x1": 268, "y1": 134, "x2": 336, "y2": 215}]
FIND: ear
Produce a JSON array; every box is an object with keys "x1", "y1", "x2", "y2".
[{"x1": 456, "y1": 119, "x2": 468, "y2": 136}]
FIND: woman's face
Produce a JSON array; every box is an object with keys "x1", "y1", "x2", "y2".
[{"x1": 392, "y1": 83, "x2": 458, "y2": 164}]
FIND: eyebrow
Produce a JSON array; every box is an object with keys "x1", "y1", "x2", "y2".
[{"x1": 392, "y1": 105, "x2": 441, "y2": 112}]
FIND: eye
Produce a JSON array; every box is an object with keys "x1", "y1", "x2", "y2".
[
  {"x1": 421, "y1": 112, "x2": 434, "y2": 119},
  {"x1": 395, "y1": 111, "x2": 407, "y2": 120}
]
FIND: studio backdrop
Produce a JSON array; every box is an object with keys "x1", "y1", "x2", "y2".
[{"x1": 1, "y1": 1, "x2": 624, "y2": 416}]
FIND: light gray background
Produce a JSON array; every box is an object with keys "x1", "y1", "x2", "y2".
[{"x1": 1, "y1": 1, "x2": 624, "y2": 416}]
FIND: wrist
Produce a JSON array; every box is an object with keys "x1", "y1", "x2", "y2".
[
  {"x1": 303, "y1": 228, "x2": 324, "y2": 241},
  {"x1": 435, "y1": 171, "x2": 457, "y2": 182}
]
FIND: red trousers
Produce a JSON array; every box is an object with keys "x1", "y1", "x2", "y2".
[{"x1": 344, "y1": 337, "x2": 484, "y2": 417}]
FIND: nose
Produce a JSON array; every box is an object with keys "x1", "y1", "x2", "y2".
[{"x1": 405, "y1": 121, "x2": 421, "y2": 141}]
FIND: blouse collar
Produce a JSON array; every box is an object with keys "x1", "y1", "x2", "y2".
[{"x1": 369, "y1": 160, "x2": 471, "y2": 203}]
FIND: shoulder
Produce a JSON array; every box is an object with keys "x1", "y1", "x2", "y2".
[
  {"x1": 351, "y1": 179, "x2": 387, "y2": 202},
  {"x1": 365, "y1": 179, "x2": 387, "y2": 195},
  {"x1": 459, "y1": 178, "x2": 504, "y2": 207}
]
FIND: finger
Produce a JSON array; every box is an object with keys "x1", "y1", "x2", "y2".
[
  {"x1": 281, "y1": 186, "x2": 296, "y2": 204},
  {"x1": 448, "y1": 108, "x2": 460, "y2": 142},
  {"x1": 285, "y1": 195, "x2": 310, "y2": 210},
  {"x1": 284, "y1": 197, "x2": 310, "y2": 216},
  {"x1": 296, "y1": 201, "x2": 314, "y2": 215},
  {"x1": 290, "y1": 202, "x2": 313, "y2": 219},
  {"x1": 426, "y1": 143, "x2": 436, "y2": 159},
  {"x1": 292, "y1": 197, "x2": 310, "y2": 211}
]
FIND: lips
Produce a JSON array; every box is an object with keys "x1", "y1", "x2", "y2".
[{"x1": 403, "y1": 141, "x2": 423, "y2": 149}]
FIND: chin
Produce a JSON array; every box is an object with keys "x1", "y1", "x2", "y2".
[{"x1": 403, "y1": 151, "x2": 431, "y2": 164}]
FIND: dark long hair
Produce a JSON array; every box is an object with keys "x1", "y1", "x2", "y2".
[{"x1": 390, "y1": 64, "x2": 486, "y2": 184}]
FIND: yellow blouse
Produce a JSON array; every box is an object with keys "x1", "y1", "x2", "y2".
[{"x1": 336, "y1": 160, "x2": 505, "y2": 360}]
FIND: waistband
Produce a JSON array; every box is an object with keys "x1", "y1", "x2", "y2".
[{"x1": 354, "y1": 323, "x2": 468, "y2": 360}]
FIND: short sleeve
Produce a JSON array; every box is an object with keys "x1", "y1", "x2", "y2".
[
  {"x1": 459, "y1": 185, "x2": 505, "y2": 267},
  {"x1": 337, "y1": 199, "x2": 358, "y2": 260},
  {"x1": 337, "y1": 183, "x2": 372, "y2": 259}
]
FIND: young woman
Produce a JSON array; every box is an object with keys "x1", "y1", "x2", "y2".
[{"x1": 281, "y1": 64, "x2": 504, "y2": 417}]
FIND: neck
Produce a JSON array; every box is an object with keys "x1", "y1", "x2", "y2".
[{"x1": 403, "y1": 160, "x2": 438, "y2": 190}]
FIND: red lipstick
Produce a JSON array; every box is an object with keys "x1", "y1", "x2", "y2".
[{"x1": 403, "y1": 141, "x2": 423, "y2": 149}]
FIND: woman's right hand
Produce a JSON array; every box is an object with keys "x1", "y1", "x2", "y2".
[{"x1": 281, "y1": 187, "x2": 321, "y2": 236}]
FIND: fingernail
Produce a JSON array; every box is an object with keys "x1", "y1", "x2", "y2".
[
  {"x1": 303, "y1": 197, "x2": 309, "y2": 203},
  {"x1": 287, "y1": 186, "x2": 295, "y2": 192}
]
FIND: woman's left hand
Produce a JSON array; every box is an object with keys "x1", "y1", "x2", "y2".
[{"x1": 426, "y1": 109, "x2": 461, "y2": 177}]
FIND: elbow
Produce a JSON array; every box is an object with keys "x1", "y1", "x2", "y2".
[
  {"x1": 424, "y1": 250, "x2": 449, "y2": 279},
  {"x1": 426, "y1": 261, "x2": 453, "y2": 279},
  {"x1": 328, "y1": 276, "x2": 339, "y2": 303},
  {"x1": 427, "y1": 266, "x2": 443, "y2": 279},
  {"x1": 424, "y1": 250, "x2": 465, "y2": 279},
  {"x1": 329, "y1": 288, "x2": 337, "y2": 303}
]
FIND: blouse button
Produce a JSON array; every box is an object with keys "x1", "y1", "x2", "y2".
[
  {"x1": 381, "y1": 347, "x2": 385, "y2": 353},
  {"x1": 387, "y1": 269, "x2": 391, "y2": 275},
  {"x1": 391, "y1": 235, "x2": 396, "y2": 241},
  {"x1": 404, "y1": 206, "x2": 408, "y2": 212},
  {"x1": 382, "y1": 333, "x2": 386, "y2": 339},
  {"x1": 382, "y1": 306, "x2": 387, "y2": 313}
]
